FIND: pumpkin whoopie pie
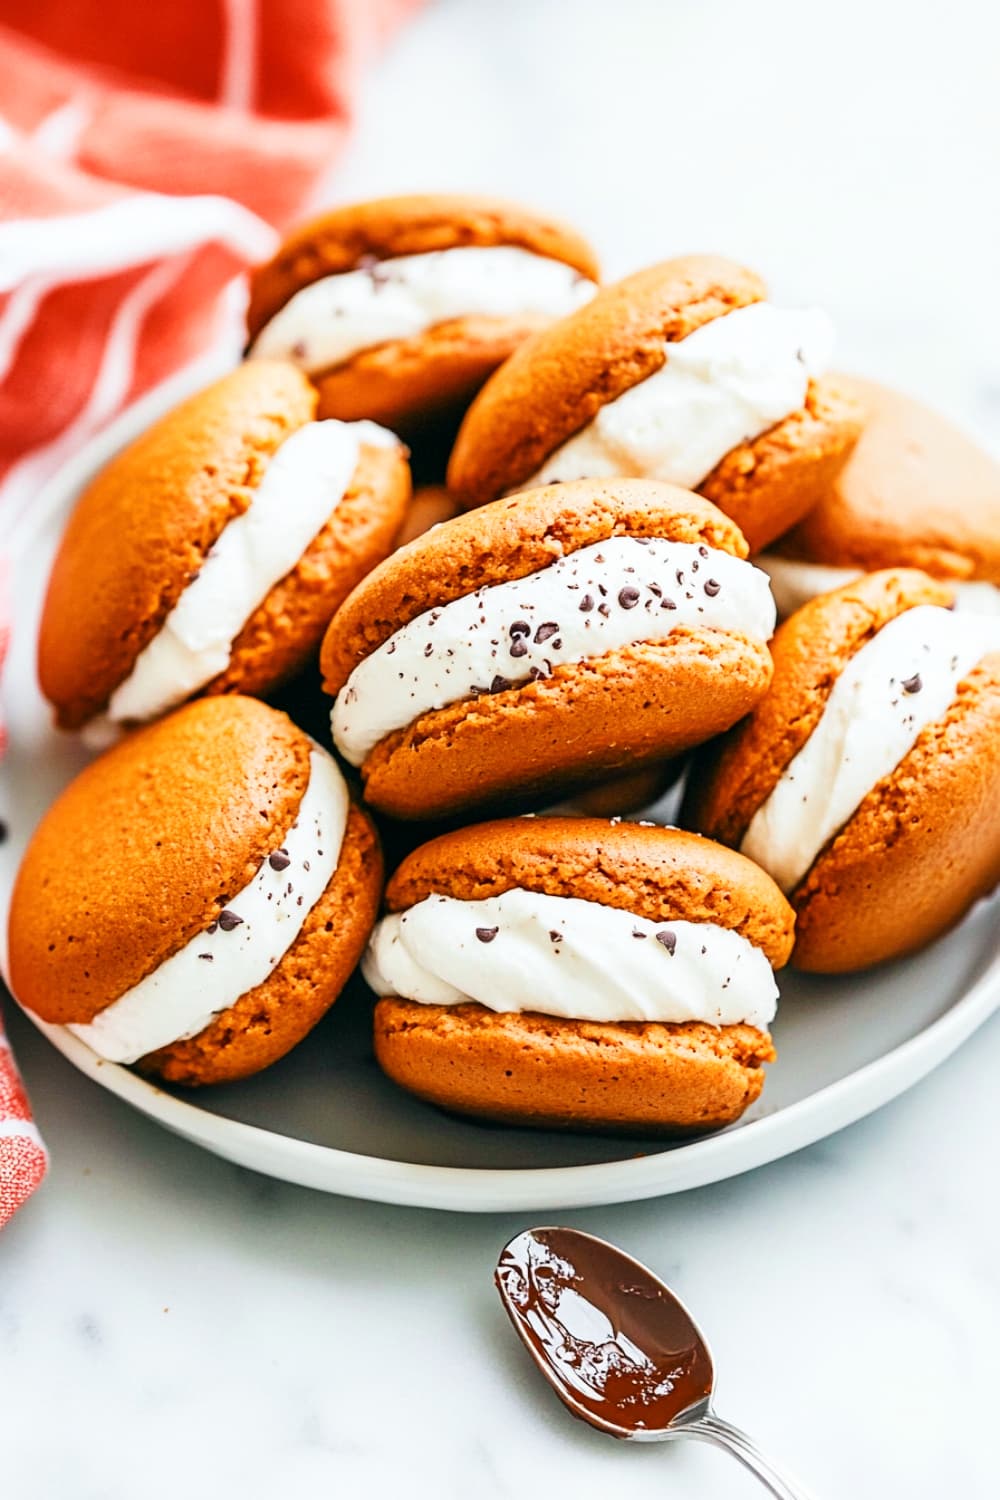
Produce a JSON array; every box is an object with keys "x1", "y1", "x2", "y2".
[
  {"x1": 364, "y1": 818, "x2": 794, "y2": 1133},
  {"x1": 684, "y1": 570, "x2": 1000, "y2": 972},
  {"x1": 321, "y1": 478, "x2": 777, "y2": 820},
  {"x1": 39, "y1": 362, "x2": 410, "y2": 737},
  {"x1": 245, "y1": 193, "x2": 599, "y2": 434},
  {"x1": 758, "y1": 376, "x2": 1000, "y2": 616},
  {"x1": 8, "y1": 696, "x2": 381, "y2": 1086},
  {"x1": 447, "y1": 255, "x2": 863, "y2": 552}
]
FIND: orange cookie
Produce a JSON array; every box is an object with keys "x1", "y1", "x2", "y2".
[
  {"x1": 8, "y1": 696, "x2": 382, "y2": 1086},
  {"x1": 447, "y1": 255, "x2": 862, "y2": 551},
  {"x1": 245, "y1": 194, "x2": 599, "y2": 435},
  {"x1": 757, "y1": 376, "x2": 1000, "y2": 615},
  {"x1": 684, "y1": 570, "x2": 1000, "y2": 971},
  {"x1": 321, "y1": 478, "x2": 777, "y2": 820},
  {"x1": 365, "y1": 817, "x2": 793, "y2": 1133},
  {"x1": 394, "y1": 483, "x2": 462, "y2": 548},
  {"x1": 39, "y1": 362, "x2": 410, "y2": 736}
]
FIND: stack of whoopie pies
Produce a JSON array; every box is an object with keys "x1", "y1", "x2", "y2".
[{"x1": 10, "y1": 193, "x2": 999, "y2": 1138}]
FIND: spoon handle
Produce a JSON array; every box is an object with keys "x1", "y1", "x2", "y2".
[{"x1": 685, "y1": 1413, "x2": 818, "y2": 1500}]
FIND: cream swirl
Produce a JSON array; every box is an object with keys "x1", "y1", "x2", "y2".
[
  {"x1": 523, "y1": 302, "x2": 834, "y2": 492},
  {"x1": 363, "y1": 888, "x2": 778, "y2": 1030},
  {"x1": 331, "y1": 536, "x2": 776, "y2": 765},
  {"x1": 248, "y1": 245, "x2": 597, "y2": 374},
  {"x1": 741, "y1": 605, "x2": 1000, "y2": 891},
  {"x1": 105, "y1": 419, "x2": 398, "y2": 727}
]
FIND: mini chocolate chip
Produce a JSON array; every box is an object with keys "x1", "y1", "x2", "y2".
[
  {"x1": 618, "y1": 587, "x2": 640, "y2": 609},
  {"x1": 535, "y1": 622, "x2": 560, "y2": 644},
  {"x1": 198, "y1": 953, "x2": 214, "y2": 962},
  {"x1": 691, "y1": 558, "x2": 700, "y2": 573},
  {"x1": 655, "y1": 929, "x2": 677, "y2": 954},
  {"x1": 476, "y1": 926, "x2": 499, "y2": 943},
  {"x1": 661, "y1": 597, "x2": 677, "y2": 610},
  {"x1": 598, "y1": 602, "x2": 611, "y2": 617},
  {"x1": 902, "y1": 672, "x2": 923, "y2": 694},
  {"x1": 634, "y1": 537, "x2": 650, "y2": 546},
  {"x1": 698, "y1": 545, "x2": 709, "y2": 558},
  {"x1": 704, "y1": 579, "x2": 721, "y2": 597},
  {"x1": 676, "y1": 569, "x2": 685, "y2": 585},
  {"x1": 549, "y1": 930, "x2": 563, "y2": 944},
  {"x1": 206, "y1": 921, "x2": 218, "y2": 935},
  {"x1": 268, "y1": 850, "x2": 291, "y2": 871},
  {"x1": 528, "y1": 665, "x2": 548, "y2": 682},
  {"x1": 594, "y1": 553, "x2": 605, "y2": 564},
  {"x1": 649, "y1": 582, "x2": 662, "y2": 597},
  {"x1": 632, "y1": 929, "x2": 647, "y2": 939},
  {"x1": 218, "y1": 910, "x2": 244, "y2": 931},
  {"x1": 303, "y1": 860, "x2": 310, "y2": 872},
  {"x1": 510, "y1": 638, "x2": 528, "y2": 658},
  {"x1": 424, "y1": 642, "x2": 434, "y2": 657},
  {"x1": 579, "y1": 594, "x2": 595, "y2": 612},
  {"x1": 490, "y1": 675, "x2": 512, "y2": 694},
  {"x1": 551, "y1": 638, "x2": 563, "y2": 650},
  {"x1": 510, "y1": 620, "x2": 531, "y2": 639}
]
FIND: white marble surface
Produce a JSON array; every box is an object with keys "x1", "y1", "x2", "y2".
[{"x1": 3, "y1": 0, "x2": 1000, "y2": 1495}]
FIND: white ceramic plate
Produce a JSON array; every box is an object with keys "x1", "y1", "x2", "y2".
[{"x1": 2, "y1": 375, "x2": 997, "y2": 1213}]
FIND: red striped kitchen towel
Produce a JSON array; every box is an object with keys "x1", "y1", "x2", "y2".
[{"x1": 0, "y1": 0, "x2": 422, "y2": 1226}]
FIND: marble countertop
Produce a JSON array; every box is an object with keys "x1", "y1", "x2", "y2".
[{"x1": 3, "y1": 1, "x2": 999, "y2": 1495}]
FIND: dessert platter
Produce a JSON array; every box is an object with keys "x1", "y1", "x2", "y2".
[{"x1": 2, "y1": 195, "x2": 998, "y2": 1212}]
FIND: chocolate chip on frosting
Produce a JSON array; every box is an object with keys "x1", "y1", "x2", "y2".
[
  {"x1": 510, "y1": 620, "x2": 531, "y2": 639},
  {"x1": 510, "y1": 638, "x2": 528, "y2": 658},
  {"x1": 618, "y1": 587, "x2": 640, "y2": 609},
  {"x1": 268, "y1": 850, "x2": 291, "y2": 872},
  {"x1": 704, "y1": 579, "x2": 721, "y2": 597},
  {"x1": 490, "y1": 674, "x2": 512, "y2": 694},
  {"x1": 901, "y1": 672, "x2": 923, "y2": 694},
  {"x1": 534, "y1": 622, "x2": 560, "y2": 644},
  {"x1": 579, "y1": 594, "x2": 595, "y2": 612},
  {"x1": 218, "y1": 909, "x2": 244, "y2": 932},
  {"x1": 476, "y1": 926, "x2": 499, "y2": 943},
  {"x1": 655, "y1": 929, "x2": 677, "y2": 954}
]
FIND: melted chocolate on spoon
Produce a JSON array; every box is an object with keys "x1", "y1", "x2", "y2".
[{"x1": 496, "y1": 1227, "x2": 713, "y2": 1433}]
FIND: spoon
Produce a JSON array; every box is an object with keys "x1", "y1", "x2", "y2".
[{"x1": 495, "y1": 1226, "x2": 817, "y2": 1499}]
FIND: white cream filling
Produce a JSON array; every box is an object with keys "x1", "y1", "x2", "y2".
[
  {"x1": 757, "y1": 554, "x2": 1000, "y2": 619},
  {"x1": 248, "y1": 245, "x2": 597, "y2": 374},
  {"x1": 363, "y1": 889, "x2": 778, "y2": 1029},
  {"x1": 741, "y1": 605, "x2": 1000, "y2": 892},
  {"x1": 105, "y1": 418, "x2": 397, "y2": 726},
  {"x1": 522, "y1": 301, "x2": 834, "y2": 492},
  {"x1": 66, "y1": 749, "x2": 349, "y2": 1063},
  {"x1": 331, "y1": 535, "x2": 777, "y2": 766}
]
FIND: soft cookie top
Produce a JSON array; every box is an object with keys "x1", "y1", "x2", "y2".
[
  {"x1": 10, "y1": 697, "x2": 324, "y2": 1024},
  {"x1": 39, "y1": 361, "x2": 408, "y2": 732},
  {"x1": 245, "y1": 194, "x2": 599, "y2": 428},
  {"x1": 8, "y1": 696, "x2": 378, "y2": 1077},
  {"x1": 447, "y1": 255, "x2": 863, "y2": 552},
  {"x1": 760, "y1": 376, "x2": 1000, "y2": 615}
]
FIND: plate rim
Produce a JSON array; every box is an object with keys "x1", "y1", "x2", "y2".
[{"x1": 3, "y1": 375, "x2": 998, "y2": 1213}]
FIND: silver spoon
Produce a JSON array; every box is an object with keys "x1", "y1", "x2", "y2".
[{"x1": 495, "y1": 1226, "x2": 817, "y2": 1499}]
